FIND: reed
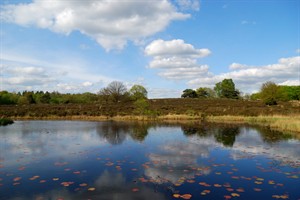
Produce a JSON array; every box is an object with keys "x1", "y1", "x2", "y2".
[{"x1": 206, "y1": 115, "x2": 300, "y2": 135}]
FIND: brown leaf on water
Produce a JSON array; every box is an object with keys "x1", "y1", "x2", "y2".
[
  {"x1": 13, "y1": 177, "x2": 22, "y2": 182},
  {"x1": 186, "y1": 180, "x2": 195, "y2": 183},
  {"x1": 180, "y1": 194, "x2": 192, "y2": 199},
  {"x1": 173, "y1": 194, "x2": 180, "y2": 198},
  {"x1": 18, "y1": 166, "x2": 26, "y2": 171},
  {"x1": 253, "y1": 188, "x2": 262, "y2": 192},
  {"x1": 231, "y1": 193, "x2": 240, "y2": 197},
  {"x1": 79, "y1": 183, "x2": 88, "y2": 187},
  {"x1": 224, "y1": 195, "x2": 232, "y2": 199},
  {"x1": 88, "y1": 187, "x2": 96, "y2": 191},
  {"x1": 236, "y1": 188, "x2": 245, "y2": 192},
  {"x1": 52, "y1": 178, "x2": 59, "y2": 181},
  {"x1": 29, "y1": 175, "x2": 40, "y2": 181}
]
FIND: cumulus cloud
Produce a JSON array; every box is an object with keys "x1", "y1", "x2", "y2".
[
  {"x1": 188, "y1": 56, "x2": 300, "y2": 93},
  {"x1": 0, "y1": 52, "x2": 112, "y2": 93},
  {"x1": 175, "y1": 0, "x2": 200, "y2": 11},
  {"x1": 1, "y1": 0, "x2": 191, "y2": 51},
  {"x1": 145, "y1": 39, "x2": 211, "y2": 80}
]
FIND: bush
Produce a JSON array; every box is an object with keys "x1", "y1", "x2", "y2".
[{"x1": 0, "y1": 118, "x2": 14, "y2": 126}]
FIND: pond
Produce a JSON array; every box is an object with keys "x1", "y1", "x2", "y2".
[{"x1": 0, "y1": 121, "x2": 299, "y2": 200}]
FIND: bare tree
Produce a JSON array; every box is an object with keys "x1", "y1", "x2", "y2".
[{"x1": 99, "y1": 81, "x2": 127, "y2": 102}]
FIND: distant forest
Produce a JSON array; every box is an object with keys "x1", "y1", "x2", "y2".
[{"x1": 1, "y1": 79, "x2": 299, "y2": 106}]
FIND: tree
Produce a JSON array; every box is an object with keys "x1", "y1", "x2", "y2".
[
  {"x1": 99, "y1": 81, "x2": 127, "y2": 102},
  {"x1": 196, "y1": 87, "x2": 216, "y2": 98},
  {"x1": 129, "y1": 85, "x2": 148, "y2": 100},
  {"x1": 214, "y1": 79, "x2": 239, "y2": 99},
  {"x1": 260, "y1": 81, "x2": 279, "y2": 105},
  {"x1": 181, "y1": 89, "x2": 197, "y2": 98}
]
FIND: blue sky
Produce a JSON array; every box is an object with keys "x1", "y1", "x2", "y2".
[{"x1": 0, "y1": 0, "x2": 299, "y2": 98}]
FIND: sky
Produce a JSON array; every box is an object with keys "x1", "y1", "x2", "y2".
[{"x1": 0, "y1": 0, "x2": 299, "y2": 98}]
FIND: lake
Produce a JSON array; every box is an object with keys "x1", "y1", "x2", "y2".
[{"x1": 0, "y1": 121, "x2": 299, "y2": 200}]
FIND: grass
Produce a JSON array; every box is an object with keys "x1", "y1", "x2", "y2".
[
  {"x1": 206, "y1": 115, "x2": 300, "y2": 137},
  {"x1": 0, "y1": 117, "x2": 14, "y2": 126}
]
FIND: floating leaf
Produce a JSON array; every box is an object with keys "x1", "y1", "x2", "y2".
[
  {"x1": 132, "y1": 188, "x2": 139, "y2": 192},
  {"x1": 231, "y1": 193, "x2": 240, "y2": 197},
  {"x1": 18, "y1": 166, "x2": 26, "y2": 171},
  {"x1": 187, "y1": 180, "x2": 195, "y2": 183},
  {"x1": 29, "y1": 176, "x2": 40, "y2": 181},
  {"x1": 224, "y1": 195, "x2": 232, "y2": 199},
  {"x1": 79, "y1": 183, "x2": 88, "y2": 187},
  {"x1": 236, "y1": 188, "x2": 245, "y2": 192},
  {"x1": 253, "y1": 188, "x2": 262, "y2": 192},
  {"x1": 13, "y1": 177, "x2": 22, "y2": 182},
  {"x1": 52, "y1": 178, "x2": 59, "y2": 181},
  {"x1": 173, "y1": 194, "x2": 180, "y2": 198},
  {"x1": 272, "y1": 195, "x2": 280, "y2": 199},
  {"x1": 254, "y1": 181, "x2": 263, "y2": 185},
  {"x1": 268, "y1": 180, "x2": 275, "y2": 185},
  {"x1": 88, "y1": 187, "x2": 96, "y2": 191},
  {"x1": 214, "y1": 184, "x2": 222, "y2": 188},
  {"x1": 180, "y1": 194, "x2": 192, "y2": 199}
]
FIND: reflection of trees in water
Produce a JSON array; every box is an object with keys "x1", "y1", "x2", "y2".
[
  {"x1": 214, "y1": 127, "x2": 240, "y2": 147},
  {"x1": 97, "y1": 122, "x2": 129, "y2": 145},
  {"x1": 96, "y1": 122, "x2": 153, "y2": 144},
  {"x1": 181, "y1": 123, "x2": 240, "y2": 147},
  {"x1": 255, "y1": 127, "x2": 292, "y2": 144}
]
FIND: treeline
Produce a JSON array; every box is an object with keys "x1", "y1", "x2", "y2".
[
  {"x1": 0, "y1": 81, "x2": 148, "y2": 105},
  {"x1": 181, "y1": 79, "x2": 300, "y2": 105},
  {"x1": 250, "y1": 82, "x2": 300, "y2": 105},
  {"x1": 1, "y1": 79, "x2": 299, "y2": 106}
]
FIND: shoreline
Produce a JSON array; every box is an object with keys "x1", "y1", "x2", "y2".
[{"x1": 10, "y1": 114, "x2": 300, "y2": 136}]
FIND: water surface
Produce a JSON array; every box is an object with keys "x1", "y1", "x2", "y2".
[{"x1": 0, "y1": 121, "x2": 299, "y2": 200}]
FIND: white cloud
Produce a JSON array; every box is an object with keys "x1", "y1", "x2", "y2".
[
  {"x1": 229, "y1": 63, "x2": 248, "y2": 70},
  {"x1": 189, "y1": 56, "x2": 300, "y2": 93},
  {"x1": 175, "y1": 0, "x2": 200, "y2": 11},
  {"x1": 82, "y1": 81, "x2": 93, "y2": 87},
  {"x1": 1, "y1": 0, "x2": 191, "y2": 51},
  {"x1": 145, "y1": 39, "x2": 210, "y2": 58},
  {"x1": 145, "y1": 39, "x2": 211, "y2": 80},
  {"x1": 0, "y1": 52, "x2": 111, "y2": 93}
]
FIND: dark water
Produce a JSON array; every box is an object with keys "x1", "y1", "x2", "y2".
[{"x1": 0, "y1": 121, "x2": 299, "y2": 200}]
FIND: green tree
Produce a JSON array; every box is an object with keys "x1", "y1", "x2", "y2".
[
  {"x1": 129, "y1": 85, "x2": 148, "y2": 100},
  {"x1": 214, "y1": 79, "x2": 240, "y2": 99},
  {"x1": 134, "y1": 98, "x2": 150, "y2": 115},
  {"x1": 196, "y1": 87, "x2": 216, "y2": 98},
  {"x1": 181, "y1": 89, "x2": 197, "y2": 98},
  {"x1": 260, "y1": 81, "x2": 279, "y2": 105}
]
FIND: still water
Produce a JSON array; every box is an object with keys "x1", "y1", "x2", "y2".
[{"x1": 0, "y1": 121, "x2": 299, "y2": 200}]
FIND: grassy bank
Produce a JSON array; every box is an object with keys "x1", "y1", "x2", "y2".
[{"x1": 207, "y1": 115, "x2": 300, "y2": 135}]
